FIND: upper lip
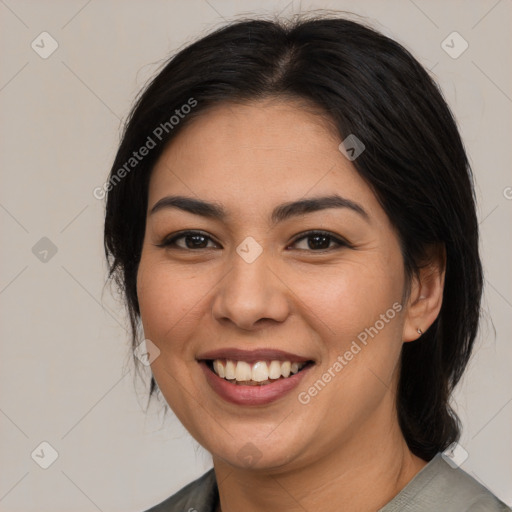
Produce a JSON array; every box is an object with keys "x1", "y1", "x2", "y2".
[{"x1": 197, "y1": 348, "x2": 312, "y2": 363}]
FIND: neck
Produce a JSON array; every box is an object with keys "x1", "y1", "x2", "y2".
[{"x1": 212, "y1": 404, "x2": 427, "y2": 511}]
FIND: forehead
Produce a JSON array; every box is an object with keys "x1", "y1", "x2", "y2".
[{"x1": 148, "y1": 100, "x2": 381, "y2": 220}]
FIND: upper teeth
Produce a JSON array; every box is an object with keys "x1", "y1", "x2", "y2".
[{"x1": 212, "y1": 359, "x2": 306, "y2": 382}]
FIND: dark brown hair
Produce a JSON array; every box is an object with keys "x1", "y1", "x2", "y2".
[{"x1": 104, "y1": 15, "x2": 483, "y2": 461}]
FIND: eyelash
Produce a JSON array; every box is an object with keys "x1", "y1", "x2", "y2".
[{"x1": 157, "y1": 230, "x2": 351, "y2": 252}]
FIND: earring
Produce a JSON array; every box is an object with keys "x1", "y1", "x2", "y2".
[{"x1": 417, "y1": 328, "x2": 423, "y2": 335}]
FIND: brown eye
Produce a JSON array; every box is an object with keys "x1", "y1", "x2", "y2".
[
  {"x1": 291, "y1": 231, "x2": 348, "y2": 251},
  {"x1": 158, "y1": 231, "x2": 220, "y2": 250},
  {"x1": 180, "y1": 234, "x2": 210, "y2": 249}
]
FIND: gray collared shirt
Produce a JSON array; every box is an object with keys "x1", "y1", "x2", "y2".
[{"x1": 143, "y1": 453, "x2": 511, "y2": 511}]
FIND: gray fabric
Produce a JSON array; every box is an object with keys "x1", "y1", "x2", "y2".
[
  {"x1": 143, "y1": 469, "x2": 218, "y2": 512},
  {"x1": 379, "y1": 453, "x2": 511, "y2": 511},
  {"x1": 142, "y1": 453, "x2": 511, "y2": 511}
]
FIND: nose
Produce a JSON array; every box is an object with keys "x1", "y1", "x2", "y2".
[{"x1": 211, "y1": 251, "x2": 290, "y2": 331}]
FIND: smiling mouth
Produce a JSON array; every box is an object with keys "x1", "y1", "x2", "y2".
[{"x1": 203, "y1": 359, "x2": 314, "y2": 386}]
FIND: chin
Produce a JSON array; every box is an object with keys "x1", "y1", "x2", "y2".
[{"x1": 207, "y1": 429, "x2": 306, "y2": 471}]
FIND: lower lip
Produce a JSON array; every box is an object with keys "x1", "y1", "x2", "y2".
[{"x1": 199, "y1": 361, "x2": 313, "y2": 406}]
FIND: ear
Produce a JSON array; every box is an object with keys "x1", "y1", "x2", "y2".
[{"x1": 402, "y1": 244, "x2": 446, "y2": 342}]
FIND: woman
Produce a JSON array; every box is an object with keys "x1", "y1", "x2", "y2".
[{"x1": 103, "y1": 15, "x2": 511, "y2": 512}]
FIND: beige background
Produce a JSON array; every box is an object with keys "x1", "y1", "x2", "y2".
[{"x1": 0, "y1": 0, "x2": 511, "y2": 510}]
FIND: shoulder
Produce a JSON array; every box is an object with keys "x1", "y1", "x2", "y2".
[
  {"x1": 381, "y1": 453, "x2": 511, "y2": 511},
  {"x1": 142, "y1": 469, "x2": 218, "y2": 512}
]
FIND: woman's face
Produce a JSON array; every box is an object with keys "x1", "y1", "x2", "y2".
[{"x1": 137, "y1": 99, "x2": 414, "y2": 470}]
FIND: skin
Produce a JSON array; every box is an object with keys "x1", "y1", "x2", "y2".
[{"x1": 136, "y1": 99, "x2": 445, "y2": 511}]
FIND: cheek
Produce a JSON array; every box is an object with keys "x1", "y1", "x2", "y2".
[
  {"x1": 136, "y1": 259, "x2": 207, "y2": 357},
  {"x1": 289, "y1": 270, "x2": 405, "y2": 439},
  {"x1": 296, "y1": 258, "x2": 405, "y2": 408},
  {"x1": 289, "y1": 257, "x2": 405, "y2": 344}
]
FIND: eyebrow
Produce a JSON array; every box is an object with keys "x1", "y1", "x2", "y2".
[{"x1": 150, "y1": 194, "x2": 370, "y2": 224}]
